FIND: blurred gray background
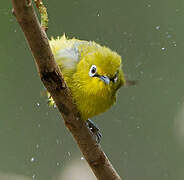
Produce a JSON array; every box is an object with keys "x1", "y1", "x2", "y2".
[{"x1": 1, "y1": 0, "x2": 184, "y2": 179}]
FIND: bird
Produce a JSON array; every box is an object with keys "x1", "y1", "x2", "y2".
[{"x1": 47, "y1": 34, "x2": 127, "y2": 142}]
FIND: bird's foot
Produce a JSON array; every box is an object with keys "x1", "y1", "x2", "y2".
[{"x1": 87, "y1": 119, "x2": 102, "y2": 143}]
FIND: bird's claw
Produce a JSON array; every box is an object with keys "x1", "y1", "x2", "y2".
[{"x1": 87, "y1": 119, "x2": 102, "y2": 143}]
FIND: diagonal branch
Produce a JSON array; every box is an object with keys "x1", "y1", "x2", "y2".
[{"x1": 11, "y1": 0, "x2": 122, "y2": 179}]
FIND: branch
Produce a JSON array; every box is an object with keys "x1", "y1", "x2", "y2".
[
  {"x1": 34, "y1": 0, "x2": 48, "y2": 31},
  {"x1": 11, "y1": 0, "x2": 122, "y2": 179}
]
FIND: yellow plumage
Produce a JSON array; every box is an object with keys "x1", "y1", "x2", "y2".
[{"x1": 48, "y1": 35, "x2": 125, "y2": 120}]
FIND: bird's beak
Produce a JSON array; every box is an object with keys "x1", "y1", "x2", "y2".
[{"x1": 99, "y1": 75, "x2": 110, "y2": 84}]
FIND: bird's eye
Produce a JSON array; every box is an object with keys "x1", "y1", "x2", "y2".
[{"x1": 89, "y1": 65, "x2": 97, "y2": 77}]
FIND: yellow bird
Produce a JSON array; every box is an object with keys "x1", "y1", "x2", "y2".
[{"x1": 48, "y1": 35, "x2": 126, "y2": 142}]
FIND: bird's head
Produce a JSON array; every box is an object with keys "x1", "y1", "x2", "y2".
[{"x1": 75, "y1": 46, "x2": 125, "y2": 96}]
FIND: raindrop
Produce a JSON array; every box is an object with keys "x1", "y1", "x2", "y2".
[
  {"x1": 30, "y1": 157, "x2": 35, "y2": 162},
  {"x1": 81, "y1": 157, "x2": 84, "y2": 160},
  {"x1": 135, "y1": 62, "x2": 142, "y2": 68},
  {"x1": 155, "y1": 26, "x2": 160, "y2": 30},
  {"x1": 56, "y1": 139, "x2": 59, "y2": 144},
  {"x1": 56, "y1": 139, "x2": 61, "y2": 144},
  {"x1": 172, "y1": 41, "x2": 177, "y2": 47},
  {"x1": 32, "y1": 174, "x2": 36, "y2": 179},
  {"x1": 36, "y1": 102, "x2": 40, "y2": 107}
]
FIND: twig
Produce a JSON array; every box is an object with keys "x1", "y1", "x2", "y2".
[{"x1": 11, "y1": 0, "x2": 122, "y2": 179}]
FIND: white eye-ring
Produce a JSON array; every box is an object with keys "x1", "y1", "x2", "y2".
[{"x1": 89, "y1": 65, "x2": 97, "y2": 77}]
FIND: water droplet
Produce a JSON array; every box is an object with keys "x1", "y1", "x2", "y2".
[
  {"x1": 56, "y1": 139, "x2": 61, "y2": 144},
  {"x1": 161, "y1": 47, "x2": 166, "y2": 51},
  {"x1": 155, "y1": 26, "x2": 160, "y2": 30},
  {"x1": 81, "y1": 157, "x2": 84, "y2": 160},
  {"x1": 32, "y1": 174, "x2": 36, "y2": 179},
  {"x1": 30, "y1": 157, "x2": 35, "y2": 162},
  {"x1": 135, "y1": 62, "x2": 142, "y2": 68},
  {"x1": 36, "y1": 102, "x2": 40, "y2": 107},
  {"x1": 172, "y1": 41, "x2": 177, "y2": 47}
]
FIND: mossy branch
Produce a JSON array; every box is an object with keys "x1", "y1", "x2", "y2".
[
  {"x1": 34, "y1": 0, "x2": 48, "y2": 31},
  {"x1": 11, "y1": 0, "x2": 122, "y2": 179}
]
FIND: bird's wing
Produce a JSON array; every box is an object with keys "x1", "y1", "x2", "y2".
[
  {"x1": 49, "y1": 36, "x2": 87, "y2": 71},
  {"x1": 54, "y1": 41, "x2": 84, "y2": 71},
  {"x1": 56, "y1": 44, "x2": 80, "y2": 69}
]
